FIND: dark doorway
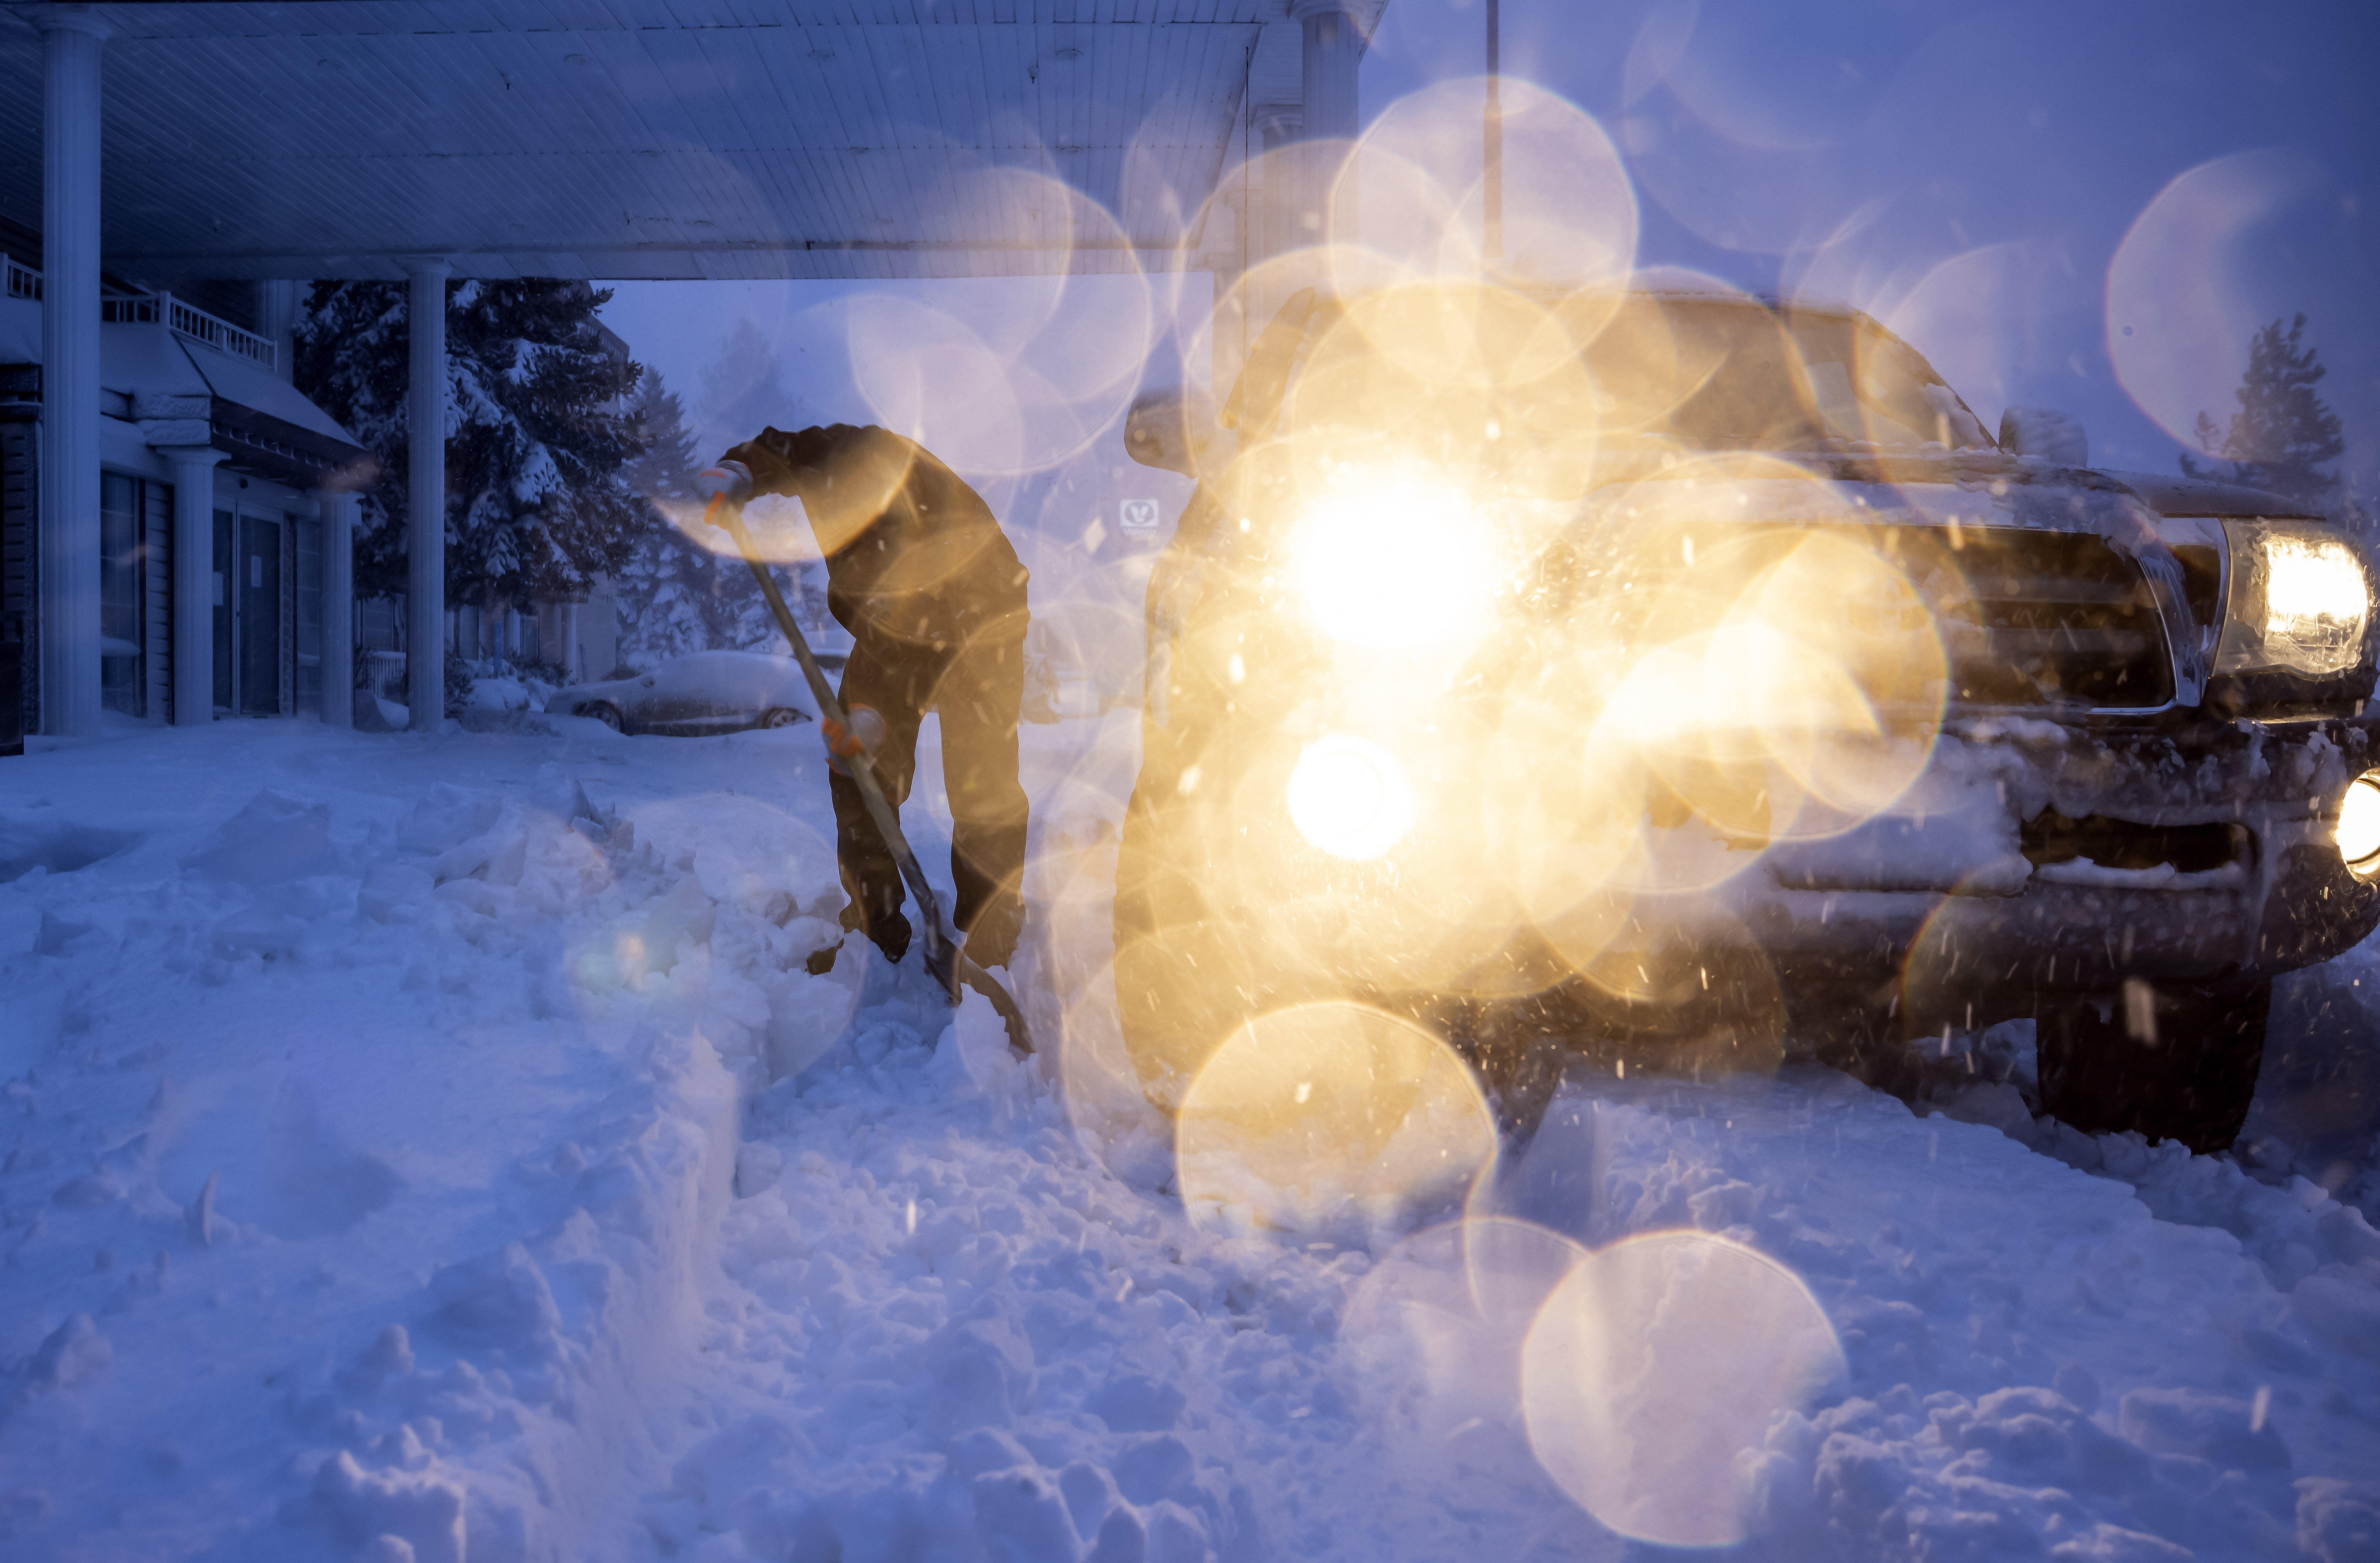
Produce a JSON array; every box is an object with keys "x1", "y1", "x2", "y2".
[
  {"x1": 99, "y1": 473, "x2": 144, "y2": 718},
  {"x1": 212, "y1": 509, "x2": 233, "y2": 714},
  {"x1": 239, "y1": 515, "x2": 281, "y2": 716}
]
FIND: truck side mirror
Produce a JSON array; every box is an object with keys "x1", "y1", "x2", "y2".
[
  {"x1": 1999, "y1": 406, "x2": 2088, "y2": 467},
  {"x1": 1124, "y1": 386, "x2": 1232, "y2": 478}
]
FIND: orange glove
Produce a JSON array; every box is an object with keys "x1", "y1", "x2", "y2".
[{"x1": 823, "y1": 704, "x2": 886, "y2": 774}]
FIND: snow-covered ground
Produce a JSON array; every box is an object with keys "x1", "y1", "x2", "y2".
[{"x1": 3, "y1": 716, "x2": 2379, "y2": 1561}]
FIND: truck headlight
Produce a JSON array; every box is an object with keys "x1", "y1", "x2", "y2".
[
  {"x1": 2216, "y1": 522, "x2": 2372, "y2": 679},
  {"x1": 2338, "y1": 771, "x2": 2380, "y2": 874}
]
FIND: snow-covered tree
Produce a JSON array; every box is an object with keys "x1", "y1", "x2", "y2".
[
  {"x1": 2182, "y1": 313, "x2": 2347, "y2": 508},
  {"x1": 697, "y1": 315, "x2": 819, "y2": 455},
  {"x1": 294, "y1": 279, "x2": 650, "y2": 610},
  {"x1": 613, "y1": 362, "x2": 832, "y2": 666},
  {"x1": 614, "y1": 366, "x2": 764, "y2": 662}
]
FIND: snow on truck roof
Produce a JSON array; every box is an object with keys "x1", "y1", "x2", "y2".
[{"x1": 2098, "y1": 468, "x2": 2323, "y2": 520}]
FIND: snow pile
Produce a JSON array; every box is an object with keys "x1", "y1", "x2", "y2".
[
  {"x1": 0, "y1": 723, "x2": 849, "y2": 1558},
  {"x1": 4, "y1": 718, "x2": 2380, "y2": 1561},
  {"x1": 464, "y1": 674, "x2": 542, "y2": 713}
]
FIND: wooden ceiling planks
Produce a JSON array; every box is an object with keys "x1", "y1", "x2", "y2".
[{"x1": 0, "y1": 0, "x2": 1316, "y2": 280}]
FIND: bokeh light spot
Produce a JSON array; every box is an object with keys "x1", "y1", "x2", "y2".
[
  {"x1": 1286, "y1": 736, "x2": 1417, "y2": 862},
  {"x1": 1176, "y1": 1003, "x2": 1495, "y2": 1241},
  {"x1": 1521, "y1": 1229, "x2": 1845, "y2": 1548},
  {"x1": 1294, "y1": 479, "x2": 1498, "y2": 650}
]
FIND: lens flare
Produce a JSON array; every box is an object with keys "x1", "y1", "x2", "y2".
[
  {"x1": 1175, "y1": 1003, "x2": 1496, "y2": 1240},
  {"x1": 1521, "y1": 1229, "x2": 1845, "y2": 1548},
  {"x1": 1342, "y1": 1217, "x2": 1589, "y2": 1451},
  {"x1": 2106, "y1": 149, "x2": 2327, "y2": 451},
  {"x1": 838, "y1": 169, "x2": 1154, "y2": 478},
  {"x1": 1294, "y1": 481, "x2": 1499, "y2": 650},
  {"x1": 1354, "y1": 77, "x2": 1637, "y2": 286},
  {"x1": 1286, "y1": 736, "x2": 1418, "y2": 861}
]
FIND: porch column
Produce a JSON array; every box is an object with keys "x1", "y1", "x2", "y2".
[
  {"x1": 314, "y1": 488, "x2": 356, "y2": 730},
  {"x1": 402, "y1": 257, "x2": 449, "y2": 732},
  {"x1": 36, "y1": 5, "x2": 112, "y2": 738},
  {"x1": 1251, "y1": 103, "x2": 1304, "y2": 260},
  {"x1": 1290, "y1": 0, "x2": 1363, "y2": 255},
  {"x1": 160, "y1": 446, "x2": 222, "y2": 726},
  {"x1": 254, "y1": 280, "x2": 300, "y2": 384},
  {"x1": 1294, "y1": 0, "x2": 1364, "y2": 145}
]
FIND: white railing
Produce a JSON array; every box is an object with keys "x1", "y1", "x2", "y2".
[
  {"x1": 164, "y1": 294, "x2": 276, "y2": 371},
  {"x1": 4, "y1": 255, "x2": 276, "y2": 372}
]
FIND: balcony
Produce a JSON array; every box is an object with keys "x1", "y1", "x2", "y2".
[{"x1": 1, "y1": 253, "x2": 277, "y2": 373}]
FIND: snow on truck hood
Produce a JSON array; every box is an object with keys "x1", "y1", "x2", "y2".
[{"x1": 1584, "y1": 465, "x2": 2169, "y2": 539}]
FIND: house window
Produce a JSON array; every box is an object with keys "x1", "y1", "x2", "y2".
[{"x1": 100, "y1": 471, "x2": 143, "y2": 717}]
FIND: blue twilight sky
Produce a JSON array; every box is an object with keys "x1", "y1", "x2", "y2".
[
  {"x1": 1361, "y1": 0, "x2": 2380, "y2": 493},
  {"x1": 603, "y1": 0, "x2": 2380, "y2": 516}
]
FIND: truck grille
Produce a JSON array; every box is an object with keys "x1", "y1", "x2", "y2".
[{"x1": 1888, "y1": 526, "x2": 2174, "y2": 708}]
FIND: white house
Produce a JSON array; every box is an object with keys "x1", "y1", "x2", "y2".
[
  {"x1": 1, "y1": 256, "x2": 368, "y2": 737},
  {"x1": 0, "y1": 0, "x2": 1381, "y2": 739}
]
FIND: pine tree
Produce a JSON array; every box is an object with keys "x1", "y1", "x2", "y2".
[
  {"x1": 294, "y1": 278, "x2": 651, "y2": 614},
  {"x1": 2181, "y1": 313, "x2": 2347, "y2": 507},
  {"x1": 615, "y1": 366, "x2": 754, "y2": 661},
  {"x1": 614, "y1": 364, "x2": 835, "y2": 665}
]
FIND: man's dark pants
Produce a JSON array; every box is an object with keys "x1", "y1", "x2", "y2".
[{"x1": 830, "y1": 629, "x2": 1029, "y2": 968}]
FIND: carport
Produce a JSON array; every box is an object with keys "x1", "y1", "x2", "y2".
[{"x1": 0, "y1": 0, "x2": 1385, "y2": 737}]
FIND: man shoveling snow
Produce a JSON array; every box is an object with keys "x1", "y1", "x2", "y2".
[{"x1": 714, "y1": 423, "x2": 1032, "y2": 974}]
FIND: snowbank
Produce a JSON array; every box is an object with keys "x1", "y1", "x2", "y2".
[
  {"x1": 0, "y1": 723, "x2": 838, "y2": 1558},
  {"x1": 2, "y1": 713, "x2": 2377, "y2": 1560}
]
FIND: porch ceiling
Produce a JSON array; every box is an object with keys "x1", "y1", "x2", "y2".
[{"x1": 0, "y1": 0, "x2": 1331, "y2": 283}]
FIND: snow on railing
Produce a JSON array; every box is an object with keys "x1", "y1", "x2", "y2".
[
  {"x1": 167, "y1": 294, "x2": 276, "y2": 371},
  {"x1": 9, "y1": 256, "x2": 276, "y2": 373},
  {"x1": 1, "y1": 252, "x2": 40, "y2": 302},
  {"x1": 100, "y1": 290, "x2": 277, "y2": 372}
]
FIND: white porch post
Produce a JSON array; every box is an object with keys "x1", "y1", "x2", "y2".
[
  {"x1": 254, "y1": 280, "x2": 300, "y2": 384},
  {"x1": 1290, "y1": 0, "x2": 1363, "y2": 252},
  {"x1": 36, "y1": 6, "x2": 112, "y2": 738},
  {"x1": 1294, "y1": 0, "x2": 1362, "y2": 144},
  {"x1": 315, "y1": 488, "x2": 356, "y2": 730},
  {"x1": 161, "y1": 446, "x2": 222, "y2": 726},
  {"x1": 402, "y1": 257, "x2": 449, "y2": 731},
  {"x1": 1251, "y1": 103, "x2": 1304, "y2": 258}
]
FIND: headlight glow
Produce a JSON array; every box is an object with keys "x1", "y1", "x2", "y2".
[
  {"x1": 1294, "y1": 479, "x2": 1499, "y2": 650},
  {"x1": 2338, "y1": 772, "x2": 2380, "y2": 872},
  {"x1": 2265, "y1": 536, "x2": 2368, "y2": 650},
  {"x1": 2217, "y1": 522, "x2": 2372, "y2": 679},
  {"x1": 1288, "y1": 736, "x2": 1418, "y2": 860}
]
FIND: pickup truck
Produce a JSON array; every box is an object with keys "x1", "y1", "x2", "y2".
[{"x1": 1118, "y1": 281, "x2": 2378, "y2": 1153}]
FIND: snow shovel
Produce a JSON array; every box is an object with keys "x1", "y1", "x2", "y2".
[{"x1": 694, "y1": 464, "x2": 1034, "y2": 1056}]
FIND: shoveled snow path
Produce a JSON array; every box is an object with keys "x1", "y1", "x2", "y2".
[{"x1": 2, "y1": 717, "x2": 2377, "y2": 1560}]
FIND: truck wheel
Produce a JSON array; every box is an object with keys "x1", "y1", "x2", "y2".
[{"x1": 2036, "y1": 981, "x2": 2270, "y2": 1154}]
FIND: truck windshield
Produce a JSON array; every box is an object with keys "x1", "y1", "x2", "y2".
[
  {"x1": 1262, "y1": 286, "x2": 1996, "y2": 494},
  {"x1": 1574, "y1": 295, "x2": 1995, "y2": 454}
]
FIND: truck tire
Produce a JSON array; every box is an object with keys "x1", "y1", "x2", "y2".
[{"x1": 2036, "y1": 981, "x2": 2270, "y2": 1154}]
